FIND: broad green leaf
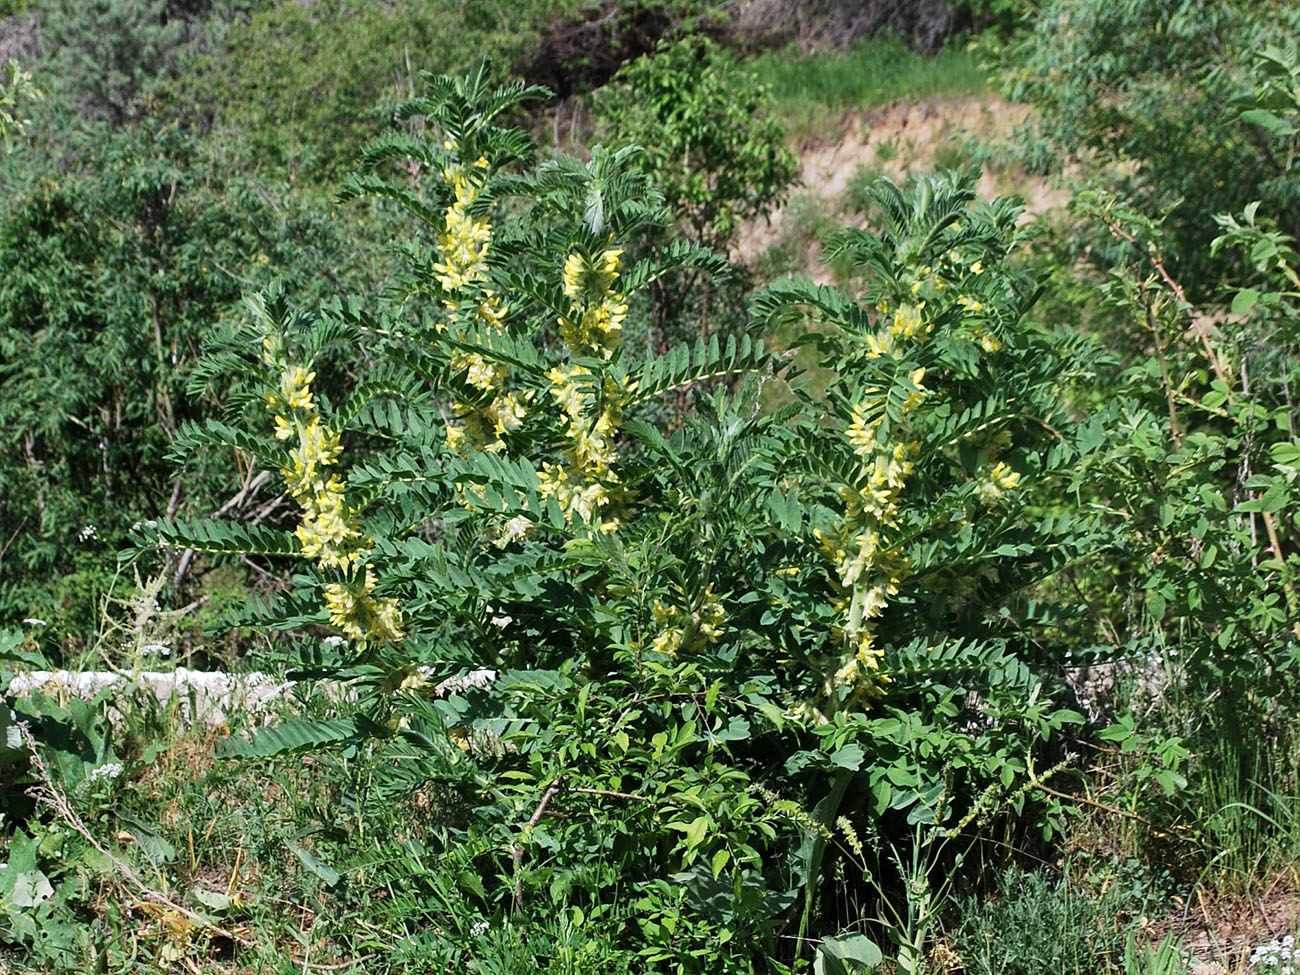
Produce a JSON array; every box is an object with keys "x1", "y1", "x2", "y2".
[
  {"x1": 815, "y1": 934, "x2": 884, "y2": 975},
  {"x1": 1230, "y1": 288, "x2": 1260, "y2": 315},
  {"x1": 286, "y1": 839, "x2": 342, "y2": 887}
]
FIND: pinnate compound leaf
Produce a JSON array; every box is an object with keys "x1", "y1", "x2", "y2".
[{"x1": 216, "y1": 715, "x2": 387, "y2": 760}]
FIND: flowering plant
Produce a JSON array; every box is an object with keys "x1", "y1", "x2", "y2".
[{"x1": 144, "y1": 63, "x2": 1100, "y2": 966}]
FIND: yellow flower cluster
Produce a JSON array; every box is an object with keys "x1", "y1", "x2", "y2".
[
  {"x1": 262, "y1": 334, "x2": 403, "y2": 648},
  {"x1": 433, "y1": 152, "x2": 524, "y2": 456},
  {"x1": 976, "y1": 459, "x2": 1021, "y2": 506},
  {"x1": 817, "y1": 327, "x2": 936, "y2": 711},
  {"x1": 650, "y1": 584, "x2": 725, "y2": 656},
  {"x1": 538, "y1": 247, "x2": 631, "y2": 529},
  {"x1": 558, "y1": 248, "x2": 629, "y2": 356},
  {"x1": 432, "y1": 156, "x2": 492, "y2": 294},
  {"x1": 322, "y1": 569, "x2": 404, "y2": 646},
  {"x1": 816, "y1": 250, "x2": 1016, "y2": 712}
]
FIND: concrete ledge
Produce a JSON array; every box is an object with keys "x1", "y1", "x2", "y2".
[
  {"x1": 7, "y1": 669, "x2": 297, "y2": 726},
  {"x1": 4, "y1": 667, "x2": 500, "y2": 728}
]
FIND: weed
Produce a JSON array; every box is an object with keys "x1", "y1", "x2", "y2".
[{"x1": 947, "y1": 863, "x2": 1163, "y2": 975}]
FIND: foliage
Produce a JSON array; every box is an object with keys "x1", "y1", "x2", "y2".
[
  {"x1": 946, "y1": 863, "x2": 1169, "y2": 975},
  {"x1": 127, "y1": 60, "x2": 1107, "y2": 970},
  {"x1": 596, "y1": 34, "x2": 796, "y2": 251},
  {"x1": 953, "y1": 0, "x2": 1035, "y2": 36},
  {"x1": 1046, "y1": 106, "x2": 1300, "y2": 889},
  {"x1": 0, "y1": 120, "x2": 365, "y2": 643},
  {"x1": 37, "y1": 0, "x2": 254, "y2": 127},
  {"x1": 175, "y1": 0, "x2": 565, "y2": 186},
  {"x1": 0, "y1": 57, "x2": 40, "y2": 152},
  {"x1": 1000, "y1": 0, "x2": 1300, "y2": 299},
  {"x1": 9, "y1": 7, "x2": 1300, "y2": 974},
  {"x1": 594, "y1": 32, "x2": 796, "y2": 354}
]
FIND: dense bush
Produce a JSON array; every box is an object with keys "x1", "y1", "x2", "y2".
[
  {"x1": 3, "y1": 6, "x2": 1300, "y2": 974},
  {"x1": 1002, "y1": 0, "x2": 1300, "y2": 298},
  {"x1": 128, "y1": 63, "x2": 1108, "y2": 970},
  {"x1": 0, "y1": 120, "x2": 366, "y2": 641},
  {"x1": 174, "y1": 0, "x2": 565, "y2": 186}
]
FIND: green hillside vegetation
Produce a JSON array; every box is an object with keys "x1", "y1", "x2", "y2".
[
  {"x1": 752, "y1": 36, "x2": 988, "y2": 144},
  {"x1": 2, "y1": 1, "x2": 1300, "y2": 973}
]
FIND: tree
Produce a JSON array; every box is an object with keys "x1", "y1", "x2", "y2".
[
  {"x1": 0, "y1": 121, "x2": 358, "y2": 639},
  {"x1": 1002, "y1": 0, "x2": 1300, "y2": 299}
]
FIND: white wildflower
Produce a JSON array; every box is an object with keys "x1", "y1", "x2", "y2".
[
  {"x1": 322, "y1": 635, "x2": 348, "y2": 648},
  {"x1": 502, "y1": 515, "x2": 533, "y2": 543},
  {"x1": 89, "y1": 763, "x2": 124, "y2": 781},
  {"x1": 78, "y1": 524, "x2": 98, "y2": 542},
  {"x1": 138, "y1": 643, "x2": 171, "y2": 658},
  {"x1": 435, "y1": 669, "x2": 498, "y2": 697},
  {"x1": 22, "y1": 617, "x2": 46, "y2": 627},
  {"x1": 1251, "y1": 936, "x2": 1300, "y2": 974},
  {"x1": 470, "y1": 919, "x2": 489, "y2": 937}
]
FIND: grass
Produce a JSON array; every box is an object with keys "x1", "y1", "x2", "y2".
[
  {"x1": 945, "y1": 862, "x2": 1173, "y2": 975},
  {"x1": 748, "y1": 36, "x2": 989, "y2": 143}
]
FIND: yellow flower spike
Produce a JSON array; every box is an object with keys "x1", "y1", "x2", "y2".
[
  {"x1": 545, "y1": 244, "x2": 630, "y2": 528},
  {"x1": 260, "y1": 332, "x2": 405, "y2": 646},
  {"x1": 866, "y1": 331, "x2": 894, "y2": 359},
  {"x1": 562, "y1": 253, "x2": 585, "y2": 299}
]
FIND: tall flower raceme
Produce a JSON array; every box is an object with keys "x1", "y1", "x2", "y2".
[
  {"x1": 260, "y1": 330, "x2": 404, "y2": 649},
  {"x1": 801, "y1": 206, "x2": 1028, "y2": 718},
  {"x1": 537, "y1": 245, "x2": 632, "y2": 530},
  {"x1": 434, "y1": 145, "x2": 528, "y2": 457},
  {"x1": 815, "y1": 301, "x2": 933, "y2": 710}
]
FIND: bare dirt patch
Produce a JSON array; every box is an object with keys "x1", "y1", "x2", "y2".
[{"x1": 736, "y1": 95, "x2": 1069, "y2": 280}]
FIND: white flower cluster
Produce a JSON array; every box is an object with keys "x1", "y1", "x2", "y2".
[
  {"x1": 138, "y1": 643, "x2": 171, "y2": 658},
  {"x1": 78, "y1": 524, "x2": 97, "y2": 542},
  {"x1": 434, "y1": 669, "x2": 498, "y2": 697},
  {"x1": 1252, "y1": 935, "x2": 1297, "y2": 971},
  {"x1": 322, "y1": 635, "x2": 348, "y2": 648},
  {"x1": 89, "y1": 763, "x2": 124, "y2": 781},
  {"x1": 470, "y1": 919, "x2": 490, "y2": 937}
]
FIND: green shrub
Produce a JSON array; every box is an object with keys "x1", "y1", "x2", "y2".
[
  {"x1": 138, "y1": 61, "x2": 1104, "y2": 969},
  {"x1": 175, "y1": 0, "x2": 563, "y2": 187},
  {"x1": 947, "y1": 864, "x2": 1165, "y2": 975},
  {"x1": 596, "y1": 34, "x2": 796, "y2": 251},
  {"x1": 1000, "y1": 0, "x2": 1300, "y2": 299},
  {"x1": 0, "y1": 121, "x2": 362, "y2": 644}
]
